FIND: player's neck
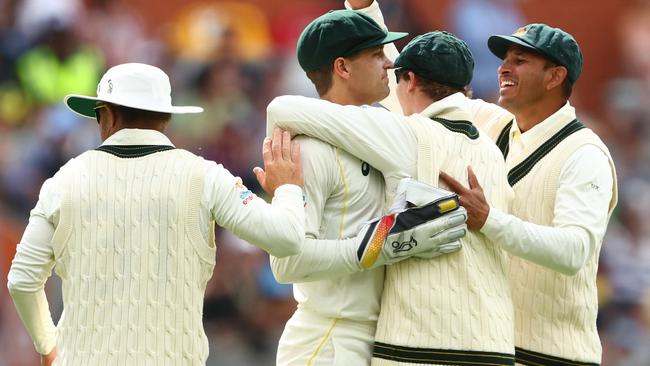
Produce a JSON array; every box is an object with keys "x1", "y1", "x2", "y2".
[
  {"x1": 407, "y1": 91, "x2": 439, "y2": 115},
  {"x1": 513, "y1": 98, "x2": 566, "y2": 133}
]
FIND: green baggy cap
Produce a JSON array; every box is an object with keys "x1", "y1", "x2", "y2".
[
  {"x1": 297, "y1": 10, "x2": 408, "y2": 72},
  {"x1": 394, "y1": 31, "x2": 474, "y2": 88},
  {"x1": 487, "y1": 23, "x2": 583, "y2": 84}
]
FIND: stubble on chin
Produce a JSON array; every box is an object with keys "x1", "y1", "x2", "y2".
[
  {"x1": 377, "y1": 84, "x2": 390, "y2": 101},
  {"x1": 497, "y1": 96, "x2": 519, "y2": 115}
]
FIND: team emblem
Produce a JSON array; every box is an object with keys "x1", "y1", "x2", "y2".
[
  {"x1": 513, "y1": 27, "x2": 527, "y2": 37},
  {"x1": 234, "y1": 177, "x2": 255, "y2": 205}
]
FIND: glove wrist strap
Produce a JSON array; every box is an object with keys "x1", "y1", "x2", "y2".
[{"x1": 359, "y1": 214, "x2": 395, "y2": 269}]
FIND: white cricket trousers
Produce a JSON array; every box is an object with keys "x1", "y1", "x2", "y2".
[{"x1": 277, "y1": 307, "x2": 377, "y2": 366}]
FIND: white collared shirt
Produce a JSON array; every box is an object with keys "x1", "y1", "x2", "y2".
[{"x1": 506, "y1": 102, "x2": 576, "y2": 160}]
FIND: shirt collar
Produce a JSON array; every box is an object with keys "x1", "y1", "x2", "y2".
[
  {"x1": 510, "y1": 101, "x2": 576, "y2": 146},
  {"x1": 419, "y1": 92, "x2": 468, "y2": 118},
  {"x1": 101, "y1": 128, "x2": 174, "y2": 147}
]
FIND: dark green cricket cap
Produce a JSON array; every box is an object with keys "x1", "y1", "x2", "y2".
[
  {"x1": 297, "y1": 10, "x2": 408, "y2": 72},
  {"x1": 394, "y1": 31, "x2": 474, "y2": 88},
  {"x1": 488, "y1": 23, "x2": 583, "y2": 84}
]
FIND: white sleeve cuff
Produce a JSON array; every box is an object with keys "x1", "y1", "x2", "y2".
[
  {"x1": 480, "y1": 206, "x2": 505, "y2": 237},
  {"x1": 8, "y1": 288, "x2": 57, "y2": 354},
  {"x1": 272, "y1": 184, "x2": 303, "y2": 200}
]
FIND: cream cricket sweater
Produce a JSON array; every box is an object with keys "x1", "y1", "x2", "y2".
[
  {"x1": 372, "y1": 105, "x2": 515, "y2": 365},
  {"x1": 470, "y1": 101, "x2": 617, "y2": 364},
  {"x1": 505, "y1": 125, "x2": 617, "y2": 364},
  {"x1": 51, "y1": 148, "x2": 215, "y2": 365},
  {"x1": 8, "y1": 129, "x2": 306, "y2": 365}
]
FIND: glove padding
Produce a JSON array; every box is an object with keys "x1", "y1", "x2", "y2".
[{"x1": 356, "y1": 193, "x2": 467, "y2": 270}]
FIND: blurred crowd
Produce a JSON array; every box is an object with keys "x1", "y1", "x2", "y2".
[{"x1": 0, "y1": 0, "x2": 649, "y2": 365}]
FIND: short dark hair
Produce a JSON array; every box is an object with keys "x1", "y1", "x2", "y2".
[
  {"x1": 306, "y1": 64, "x2": 334, "y2": 97},
  {"x1": 114, "y1": 105, "x2": 172, "y2": 126},
  {"x1": 305, "y1": 49, "x2": 366, "y2": 97},
  {"x1": 544, "y1": 61, "x2": 573, "y2": 98},
  {"x1": 400, "y1": 71, "x2": 464, "y2": 101}
]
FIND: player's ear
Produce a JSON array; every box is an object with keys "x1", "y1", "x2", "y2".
[
  {"x1": 333, "y1": 57, "x2": 351, "y2": 80},
  {"x1": 407, "y1": 71, "x2": 418, "y2": 93},
  {"x1": 102, "y1": 104, "x2": 121, "y2": 135},
  {"x1": 104, "y1": 104, "x2": 118, "y2": 128},
  {"x1": 545, "y1": 65, "x2": 567, "y2": 92}
]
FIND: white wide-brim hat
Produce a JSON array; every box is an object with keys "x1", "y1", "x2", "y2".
[{"x1": 64, "y1": 63, "x2": 203, "y2": 119}]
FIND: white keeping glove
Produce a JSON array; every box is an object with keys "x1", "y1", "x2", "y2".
[{"x1": 356, "y1": 192, "x2": 467, "y2": 270}]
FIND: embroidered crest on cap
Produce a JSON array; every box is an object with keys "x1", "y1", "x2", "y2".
[{"x1": 513, "y1": 26, "x2": 527, "y2": 37}]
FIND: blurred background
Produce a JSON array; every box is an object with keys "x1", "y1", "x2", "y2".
[{"x1": 0, "y1": 0, "x2": 649, "y2": 365}]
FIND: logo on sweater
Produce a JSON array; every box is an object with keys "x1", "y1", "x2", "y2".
[
  {"x1": 240, "y1": 189, "x2": 256, "y2": 205},
  {"x1": 589, "y1": 182, "x2": 601, "y2": 192},
  {"x1": 361, "y1": 162, "x2": 370, "y2": 176},
  {"x1": 234, "y1": 178, "x2": 256, "y2": 205}
]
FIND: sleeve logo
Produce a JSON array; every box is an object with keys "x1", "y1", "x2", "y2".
[{"x1": 234, "y1": 178, "x2": 256, "y2": 205}]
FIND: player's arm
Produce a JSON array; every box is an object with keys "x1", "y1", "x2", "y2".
[
  {"x1": 345, "y1": 0, "x2": 402, "y2": 113},
  {"x1": 441, "y1": 147, "x2": 614, "y2": 275},
  {"x1": 271, "y1": 142, "x2": 467, "y2": 283},
  {"x1": 206, "y1": 130, "x2": 305, "y2": 258},
  {"x1": 465, "y1": 98, "x2": 514, "y2": 141},
  {"x1": 274, "y1": 202, "x2": 468, "y2": 283},
  {"x1": 267, "y1": 95, "x2": 415, "y2": 176},
  {"x1": 268, "y1": 137, "x2": 464, "y2": 283},
  {"x1": 272, "y1": 236, "x2": 359, "y2": 283},
  {"x1": 7, "y1": 178, "x2": 59, "y2": 357}
]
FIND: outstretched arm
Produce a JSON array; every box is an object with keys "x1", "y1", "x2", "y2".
[
  {"x1": 465, "y1": 98, "x2": 514, "y2": 141},
  {"x1": 207, "y1": 129, "x2": 305, "y2": 258},
  {"x1": 265, "y1": 134, "x2": 467, "y2": 283},
  {"x1": 272, "y1": 196, "x2": 468, "y2": 283},
  {"x1": 267, "y1": 95, "x2": 416, "y2": 177},
  {"x1": 440, "y1": 148, "x2": 614, "y2": 276}
]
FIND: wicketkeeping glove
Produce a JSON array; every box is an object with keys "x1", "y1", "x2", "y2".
[{"x1": 356, "y1": 192, "x2": 467, "y2": 270}]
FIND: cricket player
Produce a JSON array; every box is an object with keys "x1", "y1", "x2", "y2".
[
  {"x1": 266, "y1": 4, "x2": 468, "y2": 365},
  {"x1": 440, "y1": 24, "x2": 618, "y2": 365},
  {"x1": 5, "y1": 63, "x2": 307, "y2": 366},
  {"x1": 267, "y1": 28, "x2": 517, "y2": 366}
]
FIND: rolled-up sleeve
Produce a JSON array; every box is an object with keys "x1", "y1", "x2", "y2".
[{"x1": 267, "y1": 95, "x2": 415, "y2": 176}]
